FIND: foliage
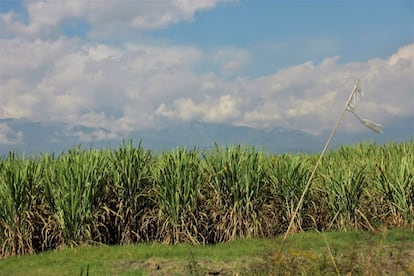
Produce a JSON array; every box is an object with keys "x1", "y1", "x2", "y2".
[{"x1": 0, "y1": 140, "x2": 413, "y2": 257}]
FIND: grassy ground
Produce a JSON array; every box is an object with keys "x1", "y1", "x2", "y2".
[{"x1": 0, "y1": 227, "x2": 413, "y2": 275}]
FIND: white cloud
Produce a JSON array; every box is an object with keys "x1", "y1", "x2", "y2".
[
  {"x1": 1, "y1": 38, "x2": 412, "y2": 137},
  {"x1": 0, "y1": 2, "x2": 412, "y2": 139},
  {"x1": 0, "y1": 0, "x2": 225, "y2": 39},
  {"x1": 155, "y1": 44, "x2": 413, "y2": 134},
  {"x1": 389, "y1": 43, "x2": 414, "y2": 66},
  {"x1": 0, "y1": 37, "x2": 205, "y2": 133},
  {"x1": 156, "y1": 94, "x2": 241, "y2": 122},
  {"x1": 2, "y1": 34, "x2": 413, "y2": 136},
  {"x1": 128, "y1": 0, "x2": 220, "y2": 30}
]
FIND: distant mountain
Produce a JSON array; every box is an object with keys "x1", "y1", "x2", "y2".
[
  {"x1": 129, "y1": 121, "x2": 323, "y2": 153},
  {"x1": 0, "y1": 116, "x2": 412, "y2": 156}
]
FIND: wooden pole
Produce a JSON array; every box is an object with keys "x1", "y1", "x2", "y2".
[{"x1": 279, "y1": 79, "x2": 361, "y2": 250}]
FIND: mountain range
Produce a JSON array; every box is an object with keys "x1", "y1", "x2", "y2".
[{"x1": 0, "y1": 116, "x2": 412, "y2": 156}]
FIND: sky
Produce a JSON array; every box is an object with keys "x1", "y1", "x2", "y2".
[{"x1": 0, "y1": 0, "x2": 413, "y2": 145}]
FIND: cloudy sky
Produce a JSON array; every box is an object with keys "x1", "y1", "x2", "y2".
[{"x1": 0, "y1": 0, "x2": 413, "y2": 145}]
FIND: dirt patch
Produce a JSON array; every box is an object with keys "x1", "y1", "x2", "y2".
[
  {"x1": 111, "y1": 257, "x2": 263, "y2": 275},
  {"x1": 110, "y1": 241, "x2": 414, "y2": 275}
]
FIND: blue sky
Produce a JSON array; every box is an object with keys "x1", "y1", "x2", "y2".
[
  {"x1": 0, "y1": 0, "x2": 413, "y2": 145},
  {"x1": 152, "y1": 1, "x2": 413, "y2": 71}
]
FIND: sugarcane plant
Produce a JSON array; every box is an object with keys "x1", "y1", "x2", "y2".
[
  {"x1": 105, "y1": 140, "x2": 154, "y2": 244},
  {"x1": 43, "y1": 147, "x2": 107, "y2": 247},
  {"x1": 0, "y1": 153, "x2": 42, "y2": 256},
  {"x1": 152, "y1": 148, "x2": 203, "y2": 244},
  {"x1": 203, "y1": 145, "x2": 266, "y2": 242},
  {"x1": 266, "y1": 155, "x2": 311, "y2": 233}
]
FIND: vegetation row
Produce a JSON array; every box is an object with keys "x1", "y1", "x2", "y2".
[{"x1": 0, "y1": 140, "x2": 413, "y2": 258}]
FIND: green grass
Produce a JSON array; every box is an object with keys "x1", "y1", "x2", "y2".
[{"x1": 1, "y1": 228, "x2": 413, "y2": 275}]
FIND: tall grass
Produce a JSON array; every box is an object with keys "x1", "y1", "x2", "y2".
[
  {"x1": 43, "y1": 148, "x2": 107, "y2": 247},
  {"x1": 375, "y1": 143, "x2": 414, "y2": 226},
  {"x1": 266, "y1": 155, "x2": 311, "y2": 233},
  {"x1": 104, "y1": 141, "x2": 153, "y2": 244},
  {"x1": 323, "y1": 165, "x2": 367, "y2": 230},
  {"x1": 203, "y1": 145, "x2": 268, "y2": 242},
  {"x1": 0, "y1": 153, "x2": 41, "y2": 256},
  {"x1": 0, "y1": 140, "x2": 413, "y2": 257},
  {"x1": 153, "y1": 148, "x2": 202, "y2": 244}
]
